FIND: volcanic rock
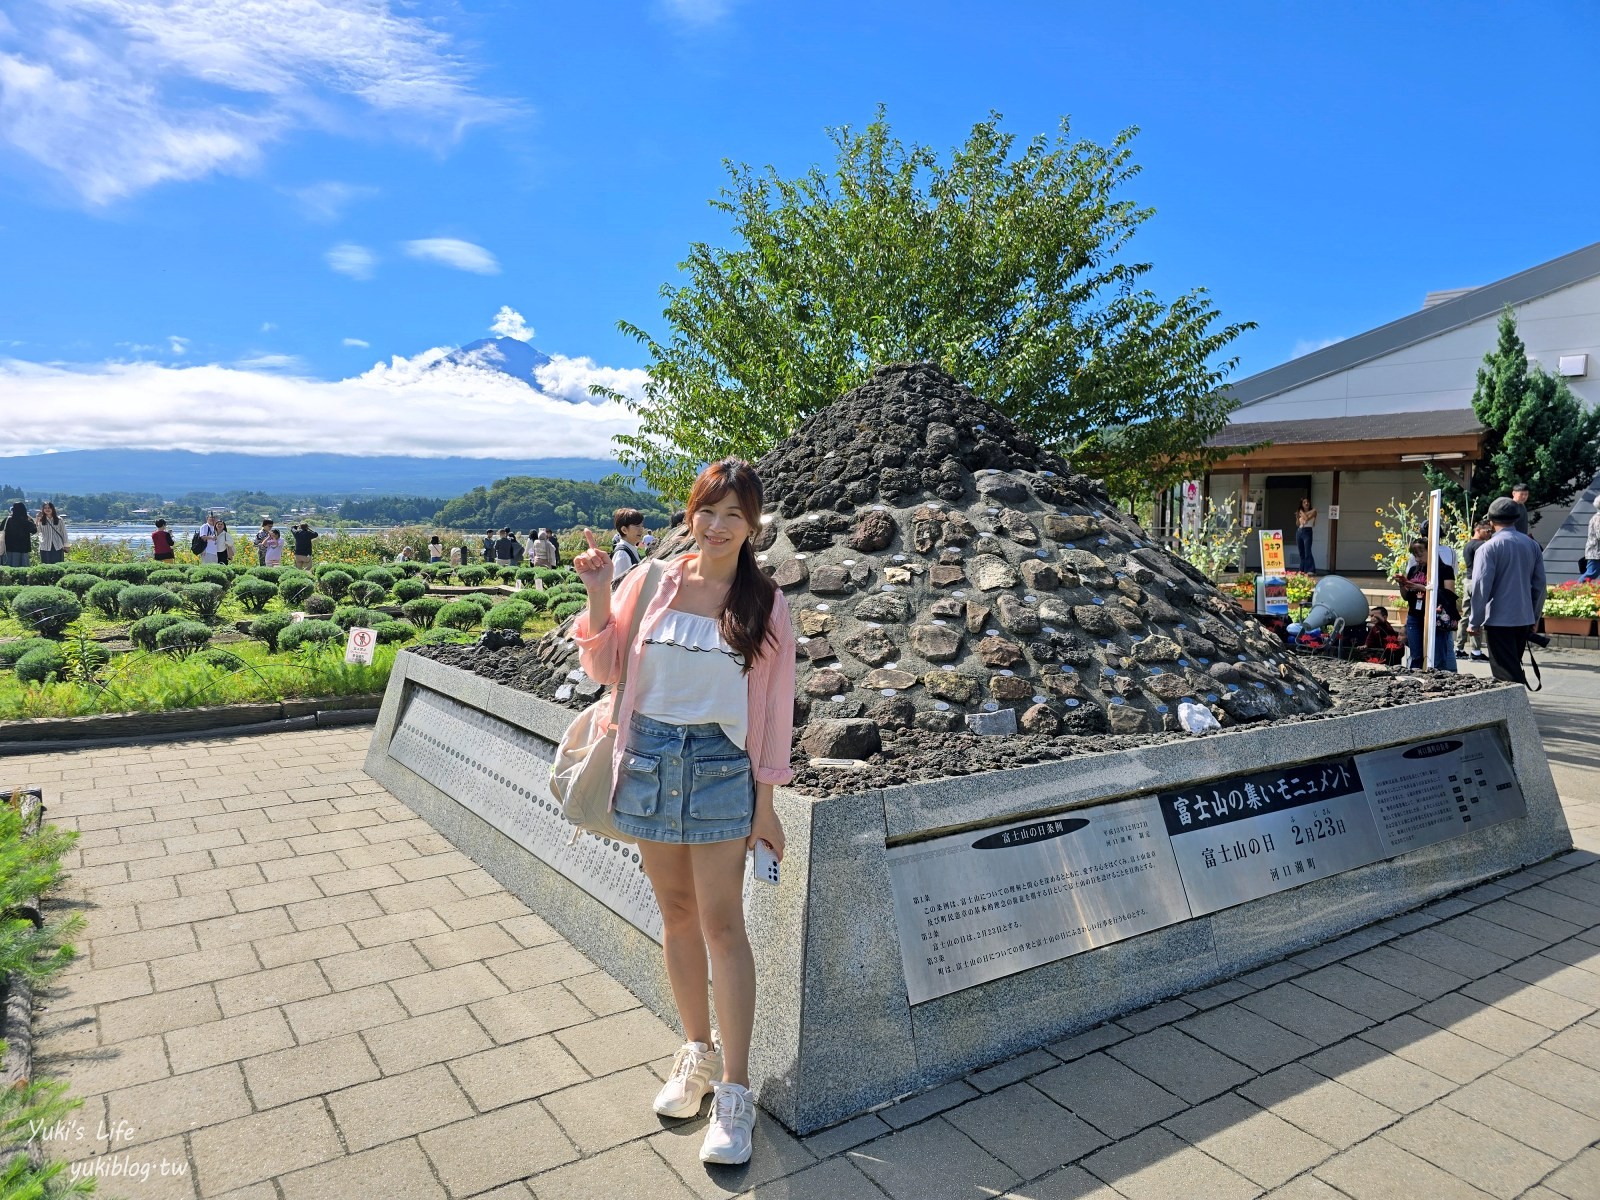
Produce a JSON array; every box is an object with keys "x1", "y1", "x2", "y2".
[
  {"x1": 804, "y1": 669, "x2": 851, "y2": 697},
  {"x1": 995, "y1": 594, "x2": 1041, "y2": 635},
  {"x1": 848, "y1": 510, "x2": 897, "y2": 552},
  {"x1": 1020, "y1": 703, "x2": 1061, "y2": 735},
  {"x1": 970, "y1": 554, "x2": 1019, "y2": 591},
  {"x1": 800, "y1": 718, "x2": 882, "y2": 760},
  {"x1": 1019, "y1": 560, "x2": 1060, "y2": 590},
  {"x1": 862, "y1": 668, "x2": 918, "y2": 691},
  {"x1": 811, "y1": 566, "x2": 852, "y2": 595},
  {"x1": 978, "y1": 637, "x2": 1026, "y2": 670},
  {"x1": 909, "y1": 623, "x2": 963, "y2": 661},
  {"x1": 854, "y1": 593, "x2": 910, "y2": 623},
  {"x1": 841, "y1": 627, "x2": 898, "y2": 667},
  {"x1": 923, "y1": 671, "x2": 979, "y2": 704},
  {"x1": 774, "y1": 558, "x2": 808, "y2": 589}
]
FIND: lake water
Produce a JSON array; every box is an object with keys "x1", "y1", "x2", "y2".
[{"x1": 70, "y1": 525, "x2": 388, "y2": 545}]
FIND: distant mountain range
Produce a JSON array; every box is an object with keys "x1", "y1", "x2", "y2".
[{"x1": 0, "y1": 450, "x2": 618, "y2": 498}]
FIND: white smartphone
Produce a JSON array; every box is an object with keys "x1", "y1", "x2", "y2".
[{"x1": 751, "y1": 839, "x2": 780, "y2": 886}]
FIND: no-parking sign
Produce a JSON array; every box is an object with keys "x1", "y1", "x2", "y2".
[{"x1": 345, "y1": 627, "x2": 377, "y2": 665}]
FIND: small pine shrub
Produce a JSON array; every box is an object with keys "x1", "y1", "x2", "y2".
[
  {"x1": 119, "y1": 584, "x2": 180, "y2": 619},
  {"x1": 250, "y1": 612, "x2": 295, "y2": 652},
  {"x1": 155, "y1": 620, "x2": 213, "y2": 656},
  {"x1": 456, "y1": 565, "x2": 489, "y2": 585},
  {"x1": 402, "y1": 597, "x2": 445, "y2": 628},
  {"x1": 86, "y1": 580, "x2": 128, "y2": 618},
  {"x1": 278, "y1": 574, "x2": 317, "y2": 606},
  {"x1": 459, "y1": 593, "x2": 496, "y2": 613},
  {"x1": 313, "y1": 562, "x2": 343, "y2": 578},
  {"x1": 0, "y1": 637, "x2": 53, "y2": 668},
  {"x1": 317, "y1": 569, "x2": 354, "y2": 601},
  {"x1": 196, "y1": 646, "x2": 249, "y2": 671},
  {"x1": 418, "y1": 626, "x2": 477, "y2": 646},
  {"x1": 62, "y1": 638, "x2": 110, "y2": 681},
  {"x1": 26, "y1": 563, "x2": 68, "y2": 586},
  {"x1": 347, "y1": 580, "x2": 385, "y2": 607},
  {"x1": 0, "y1": 584, "x2": 20, "y2": 614},
  {"x1": 14, "y1": 644, "x2": 66, "y2": 683},
  {"x1": 435, "y1": 600, "x2": 483, "y2": 630},
  {"x1": 483, "y1": 600, "x2": 534, "y2": 631},
  {"x1": 332, "y1": 605, "x2": 386, "y2": 631},
  {"x1": 179, "y1": 582, "x2": 226, "y2": 621},
  {"x1": 278, "y1": 619, "x2": 343, "y2": 652},
  {"x1": 248, "y1": 565, "x2": 285, "y2": 583},
  {"x1": 552, "y1": 599, "x2": 585, "y2": 621},
  {"x1": 149, "y1": 568, "x2": 187, "y2": 586},
  {"x1": 56, "y1": 573, "x2": 101, "y2": 599},
  {"x1": 234, "y1": 577, "x2": 278, "y2": 612},
  {"x1": 188, "y1": 565, "x2": 233, "y2": 589},
  {"x1": 11, "y1": 586, "x2": 82, "y2": 637},
  {"x1": 532, "y1": 567, "x2": 562, "y2": 585},
  {"x1": 373, "y1": 619, "x2": 417, "y2": 644},
  {"x1": 392, "y1": 577, "x2": 427, "y2": 603},
  {"x1": 361, "y1": 567, "x2": 397, "y2": 590},
  {"x1": 303, "y1": 594, "x2": 336, "y2": 616},
  {"x1": 129, "y1": 612, "x2": 186, "y2": 651},
  {"x1": 105, "y1": 561, "x2": 152, "y2": 584}
]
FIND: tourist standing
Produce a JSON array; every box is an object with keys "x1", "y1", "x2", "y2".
[
  {"x1": 1456, "y1": 520, "x2": 1493, "y2": 661},
  {"x1": 214, "y1": 519, "x2": 235, "y2": 565},
  {"x1": 530, "y1": 528, "x2": 558, "y2": 568},
  {"x1": 570, "y1": 458, "x2": 795, "y2": 1167},
  {"x1": 482, "y1": 529, "x2": 497, "y2": 563},
  {"x1": 1509, "y1": 483, "x2": 1532, "y2": 536},
  {"x1": 1, "y1": 501, "x2": 34, "y2": 568},
  {"x1": 35, "y1": 502, "x2": 68, "y2": 564},
  {"x1": 1294, "y1": 498, "x2": 1317, "y2": 574},
  {"x1": 612, "y1": 506, "x2": 645, "y2": 583},
  {"x1": 151, "y1": 518, "x2": 176, "y2": 562},
  {"x1": 1583, "y1": 507, "x2": 1600, "y2": 582},
  {"x1": 1468, "y1": 497, "x2": 1546, "y2": 686},
  {"x1": 428, "y1": 535, "x2": 444, "y2": 563},
  {"x1": 1395, "y1": 537, "x2": 1456, "y2": 670},
  {"x1": 197, "y1": 513, "x2": 220, "y2": 563},
  {"x1": 449, "y1": 545, "x2": 462, "y2": 567},
  {"x1": 260, "y1": 524, "x2": 284, "y2": 567},
  {"x1": 494, "y1": 528, "x2": 517, "y2": 566},
  {"x1": 292, "y1": 523, "x2": 319, "y2": 570}
]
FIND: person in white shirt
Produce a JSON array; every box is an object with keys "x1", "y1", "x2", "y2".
[
  {"x1": 611, "y1": 507, "x2": 646, "y2": 583},
  {"x1": 198, "y1": 514, "x2": 220, "y2": 563},
  {"x1": 214, "y1": 519, "x2": 235, "y2": 565}
]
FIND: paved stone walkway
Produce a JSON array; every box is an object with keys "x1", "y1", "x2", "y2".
[{"x1": 8, "y1": 697, "x2": 1600, "y2": 1198}]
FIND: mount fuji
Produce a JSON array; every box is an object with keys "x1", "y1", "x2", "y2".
[{"x1": 431, "y1": 337, "x2": 554, "y2": 386}]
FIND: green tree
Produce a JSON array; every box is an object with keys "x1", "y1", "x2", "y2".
[
  {"x1": 1428, "y1": 308, "x2": 1600, "y2": 521},
  {"x1": 600, "y1": 109, "x2": 1252, "y2": 504}
]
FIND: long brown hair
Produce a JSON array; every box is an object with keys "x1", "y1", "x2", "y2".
[{"x1": 685, "y1": 458, "x2": 776, "y2": 672}]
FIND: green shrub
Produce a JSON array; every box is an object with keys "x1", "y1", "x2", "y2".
[
  {"x1": 392, "y1": 577, "x2": 427, "y2": 603},
  {"x1": 361, "y1": 567, "x2": 397, "y2": 590},
  {"x1": 483, "y1": 600, "x2": 535, "y2": 632},
  {"x1": 179, "y1": 582, "x2": 226, "y2": 621},
  {"x1": 347, "y1": 580, "x2": 386, "y2": 607},
  {"x1": 105, "y1": 561, "x2": 151, "y2": 584},
  {"x1": 119, "y1": 584, "x2": 180, "y2": 619},
  {"x1": 248, "y1": 565, "x2": 285, "y2": 583},
  {"x1": 62, "y1": 638, "x2": 110, "y2": 681},
  {"x1": 419, "y1": 563, "x2": 447, "y2": 579},
  {"x1": 27, "y1": 563, "x2": 68, "y2": 586},
  {"x1": 188, "y1": 565, "x2": 233, "y2": 589},
  {"x1": 155, "y1": 620, "x2": 213, "y2": 656},
  {"x1": 333, "y1": 605, "x2": 386, "y2": 631},
  {"x1": 402, "y1": 597, "x2": 445, "y2": 628},
  {"x1": 278, "y1": 573, "x2": 317, "y2": 606},
  {"x1": 303, "y1": 594, "x2": 336, "y2": 616},
  {"x1": 373, "y1": 619, "x2": 417, "y2": 644},
  {"x1": 317, "y1": 569, "x2": 354, "y2": 601},
  {"x1": 417, "y1": 626, "x2": 477, "y2": 646},
  {"x1": 86, "y1": 580, "x2": 128, "y2": 618},
  {"x1": 394, "y1": 560, "x2": 424, "y2": 577},
  {"x1": 0, "y1": 584, "x2": 20, "y2": 614},
  {"x1": 313, "y1": 562, "x2": 343, "y2": 578},
  {"x1": 531, "y1": 567, "x2": 564, "y2": 585},
  {"x1": 14, "y1": 644, "x2": 66, "y2": 683},
  {"x1": 11, "y1": 586, "x2": 82, "y2": 637},
  {"x1": 235, "y1": 577, "x2": 278, "y2": 612},
  {"x1": 552, "y1": 599, "x2": 585, "y2": 621},
  {"x1": 517, "y1": 589, "x2": 550, "y2": 611},
  {"x1": 129, "y1": 612, "x2": 186, "y2": 651},
  {"x1": 0, "y1": 637, "x2": 53, "y2": 668},
  {"x1": 196, "y1": 646, "x2": 250, "y2": 671},
  {"x1": 149, "y1": 568, "x2": 187, "y2": 586},
  {"x1": 250, "y1": 612, "x2": 295, "y2": 652},
  {"x1": 278, "y1": 619, "x2": 343, "y2": 652},
  {"x1": 56, "y1": 573, "x2": 101, "y2": 599},
  {"x1": 456, "y1": 565, "x2": 489, "y2": 585},
  {"x1": 435, "y1": 600, "x2": 483, "y2": 630}
]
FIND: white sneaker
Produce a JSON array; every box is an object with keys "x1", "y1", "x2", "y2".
[
  {"x1": 653, "y1": 1040, "x2": 722, "y2": 1118},
  {"x1": 700, "y1": 1082, "x2": 756, "y2": 1164}
]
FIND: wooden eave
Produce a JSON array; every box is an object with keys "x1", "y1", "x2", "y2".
[{"x1": 1206, "y1": 430, "x2": 1484, "y2": 473}]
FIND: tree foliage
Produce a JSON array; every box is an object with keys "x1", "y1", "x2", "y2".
[
  {"x1": 601, "y1": 109, "x2": 1252, "y2": 504},
  {"x1": 434, "y1": 475, "x2": 670, "y2": 532},
  {"x1": 1427, "y1": 308, "x2": 1600, "y2": 519}
]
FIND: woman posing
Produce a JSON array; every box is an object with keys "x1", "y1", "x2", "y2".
[
  {"x1": 214, "y1": 519, "x2": 235, "y2": 566},
  {"x1": 570, "y1": 458, "x2": 795, "y2": 1166},
  {"x1": 1294, "y1": 498, "x2": 1317, "y2": 575},
  {"x1": 36, "y1": 502, "x2": 69, "y2": 564}
]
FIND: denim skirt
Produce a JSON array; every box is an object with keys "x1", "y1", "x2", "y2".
[{"x1": 612, "y1": 712, "x2": 754, "y2": 845}]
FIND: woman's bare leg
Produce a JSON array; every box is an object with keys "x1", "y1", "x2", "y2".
[
  {"x1": 637, "y1": 841, "x2": 711, "y2": 1045},
  {"x1": 690, "y1": 838, "x2": 755, "y2": 1085}
]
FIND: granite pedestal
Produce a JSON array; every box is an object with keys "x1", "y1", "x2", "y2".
[{"x1": 364, "y1": 652, "x2": 1569, "y2": 1134}]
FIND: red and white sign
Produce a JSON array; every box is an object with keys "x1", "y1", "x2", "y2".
[{"x1": 345, "y1": 627, "x2": 377, "y2": 665}]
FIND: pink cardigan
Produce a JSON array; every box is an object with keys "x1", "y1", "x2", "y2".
[{"x1": 571, "y1": 555, "x2": 797, "y2": 811}]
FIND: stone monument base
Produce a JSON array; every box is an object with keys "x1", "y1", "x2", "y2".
[{"x1": 365, "y1": 651, "x2": 1569, "y2": 1134}]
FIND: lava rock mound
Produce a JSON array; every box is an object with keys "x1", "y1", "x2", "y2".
[{"x1": 430, "y1": 362, "x2": 1333, "y2": 744}]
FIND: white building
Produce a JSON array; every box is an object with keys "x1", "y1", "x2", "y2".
[{"x1": 1206, "y1": 240, "x2": 1600, "y2": 581}]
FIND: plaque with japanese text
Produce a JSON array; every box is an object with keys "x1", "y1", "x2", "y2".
[
  {"x1": 886, "y1": 796, "x2": 1191, "y2": 1004},
  {"x1": 1355, "y1": 728, "x2": 1526, "y2": 856}
]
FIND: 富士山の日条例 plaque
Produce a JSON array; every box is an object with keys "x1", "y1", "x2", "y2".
[{"x1": 886, "y1": 795, "x2": 1191, "y2": 1005}]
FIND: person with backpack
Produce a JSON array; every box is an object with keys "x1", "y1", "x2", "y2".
[
  {"x1": 2, "y1": 501, "x2": 34, "y2": 568},
  {"x1": 151, "y1": 518, "x2": 176, "y2": 562},
  {"x1": 291, "y1": 522, "x2": 319, "y2": 570},
  {"x1": 612, "y1": 507, "x2": 645, "y2": 583},
  {"x1": 194, "y1": 513, "x2": 220, "y2": 563},
  {"x1": 428, "y1": 535, "x2": 444, "y2": 563}
]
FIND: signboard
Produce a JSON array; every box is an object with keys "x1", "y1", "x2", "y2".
[
  {"x1": 345, "y1": 626, "x2": 377, "y2": 665},
  {"x1": 1327, "y1": 504, "x2": 1341, "y2": 521},
  {"x1": 886, "y1": 796, "x2": 1190, "y2": 1004},
  {"x1": 1257, "y1": 530, "x2": 1289, "y2": 615},
  {"x1": 1355, "y1": 729, "x2": 1525, "y2": 856}
]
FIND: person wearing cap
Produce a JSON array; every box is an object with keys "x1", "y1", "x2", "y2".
[
  {"x1": 1468, "y1": 497, "x2": 1546, "y2": 685},
  {"x1": 1508, "y1": 483, "x2": 1532, "y2": 536}
]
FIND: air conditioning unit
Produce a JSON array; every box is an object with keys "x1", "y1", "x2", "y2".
[{"x1": 1558, "y1": 354, "x2": 1588, "y2": 378}]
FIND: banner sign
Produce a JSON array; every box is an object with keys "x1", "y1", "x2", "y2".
[
  {"x1": 1257, "y1": 529, "x2": 1289, "y2": 615},
  {"x1": 344, "y1": 627, "x2": 377, "y2": 665}
]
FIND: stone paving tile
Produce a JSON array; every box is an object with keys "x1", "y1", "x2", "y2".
[
  {"x1": 359, "y1": 1005, "x2": 493, "y2": 1075},
  {"x1": 1163, "y1": 1092, "x2": 1335, "y2": 1189},
  {"x1": 1343, "y1": 943, "x2": 1472, "y2": 1000},
  {"x1": 1544, "y1": 1146, "x2": 1600, "y2": 1200},
  {"x1": 552, "y1": 1005, "x2": 682, "y2": 1075},
  {"x1": 1434, "y1": 911, "x2": 1553, "y2": 961},
  {"x1": 1440, "y1": 1073, "x2": 1600, "y2": 1161},
  {"x1": 1105, "y1": 1025, "x2": 1255, "y2": 1103},
  {"x1": 1080, "y1": 1125, "x2": 1262, "y2": 1200},
  {"x1": 1302, "y1": 1037, "x2": 1455, "y2": 1113},
  {"x1": 276, "y1": 1138, "x2": 447, "y2": 1200},
  {"x1": 1383, "y1": 1103, "x2": 1558, "y2": 1199},
  {"x1": 1459, "y1": 970, "x2": 1596, "y2": 1030},
  {"x1": 1290, "y1": 961, "x2": 1419, "y2": 1022},
  {"x1": 1116, "y1": 997, "x2": 1196, "y2": 1033},
  {"x1": 165, "y1": 1008, "x2": 295, "y2": 1073},
  {"x1": 325, "y1": 1061, "x2": 474, "y2": 1152},
  {"x1": 419, "y1": 1098, "x2": 578, "y2": 1195},
  {"x1": 1044, "y1": 1021, "x2": 1129, "y2": 1063},
  {"x1": 1358, "y1": 1013, "x2": 1509, "y2": 1084},
  {"x1": 38, "y1": 1032, "x2": 171, "y2": 1097},
  {"x1": 1235, "y1": 981, "x2": 1372, "y2": 1045},
  {"x1": 843, "y1": 1116, "x2": 1017, "y2": 1200},
  {"x1": 1494, "y1": 1046, "x2": 1600, "y2": 1119},
  {"x1": 528, "y1": 1141, "x2": 698, "y2": 1200},
  {"x1": 1315, "y1": 1135, "x2": 1496, "y2": 1200},
  {"x1": 744, "y1": 1154, "x2": 885, "y2": 1200},
  {"x1": 213, "y1": 960, "x2": 329, "y2": 1017},
  {"x1": 189, "y1": 1098, "x2": 344, "y2": 1195},
  {"x1": 878, "y1": 1079, "x2": 978, "y2": 1130},
  {"x1": 1237, "y1": 1061, "x2": 1399, "y2": 1148},
  {"x1": 943, "y1": 1080, "x2": 1108, "y2": 1179},
  {"x1": 800, "y1": 1112, "x2": 891, "y2": 1159},
  {"x1": 470, "y1": 981, "x2": 596, "y2": 1043},
  {"x1": 1030, "y1": 1051, "x2": 1186, "y2": 1139},
  {"x1": 1177, "y1": 1003, "x2": 1318, "y2": 1072},
  {"x1": 966, "y1": 1047, "x2": 1057, "y2": 1093},
  {"x1": 1412, "y1": 991, "x2": 1551, "y2": 1056},
  {"x1": 243, "y1": 1031, "x2": 382, "y2": 1108},
  {"x1": 541, "y1": 1066, "x2": 667, "y2": 1154},
  {"x1": 449, "y1": 1032, "x2": 589, "y2": 1110},
  {"x1": 105, "y1": 1062, "x2": 252, "y2": 1148}
]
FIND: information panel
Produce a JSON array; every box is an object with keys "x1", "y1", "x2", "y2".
[
  {"x1": 389, "y1": 687, "x2": 665, "y2": 942},
  {"x1": 1356, "y1": 728, "x2": 1526, "y2": 856},
  {"x1": 886, "y1": 796, "x2": 1191, "y2": 1005}
]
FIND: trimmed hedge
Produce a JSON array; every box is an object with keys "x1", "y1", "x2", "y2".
[
  {"x1": 249, "y1": 612, "x2": 295, "y2": 653},
  {"x1": 0, "y1": 637, "x2": 53, "y2": 668},
  {"x1": 11, "y1": 586, "x2": 81, "y2": 637},
  {"x1": 392, "y1": 578, "x2": 427, "y2": 603},
  {"x1": 332, "y1": 606, "x2": 386, "y2": 631},
  {"x1": 303, "y1": 594, "x2": 336, "y2": 616},
  {"x1": 235, "y1": 577, "x2": 279, "y2": 612},
  {"x1": 401, "y1": 597, "x2": 445, "y2": 628},
  {"x1": 483, "y1": 600, "x2": 535, "y2": 632},
  {"x1": 435, "y1": 600, "x2": 483, "y2": 630},
  {"x1": 278, "y1": 619, "x2": 343, "y2": 652},
  {"x1": 278, "y1": 574, "x2": 317, "y2": 606},
  {"x1": 552, "y1": 599, "x2": 585, "y2": 621},
  {"x1": 130, "y1": 612, "x2": 187, "y2": 651},
  {"x1": 155, "y1": 620, "x2": 213, "y2": 656},
  {"x1": 179, "y1": 582, "x2": 226, "y2": 621},
  {"x1": 15, "y1": 644, "x2": 66, "y2": 683},
  {"x1": 56, "y1": 573, "x2": 101, "y2": 599},
  {"x1": 86, "y1": 580, "x2": 128, "y2": 618},
  {"x1": 188, "y1": 565, "x2": 234, "y2": 589},
  {"x1": 119, "y1": 585, "x2": 181, "y2": 619},
  {"x1": 27, "y1": 563, "x2": 68, "y2": 586},
  {"x1": 347, "y1": 580, "x2": 385, "y2": 607},
  {"x1": 149, "y1": 568, "x2": 188, "y2": 586},
  {"x1": 105, "y1": 562, "x2": 152, "y2": 584},
  {"x1": 317, "y1": 569, "x2": 353, "y2": 601},
  {"x1": 373, "y1": 619, "x2": 417, "y2": 644}
]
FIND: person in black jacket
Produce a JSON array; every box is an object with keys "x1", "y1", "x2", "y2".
[
  {"x1": 291, "y1": 523, "x2": 319, "y2": 570},
  {"x1": 2, "y1": 501, "x2": 36, "y2": 568},
  {"x1": 494, "y1": 528, "x2": 517, "y2": 565},
  {"x1": 482, "y1": 529, "x2": 497, "y2": 562}
]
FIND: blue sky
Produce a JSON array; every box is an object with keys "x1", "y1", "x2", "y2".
[{"x1": 2, "y1": 0, "x2": 1597, "y2": 458}]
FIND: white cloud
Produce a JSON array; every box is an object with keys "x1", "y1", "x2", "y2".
[
  {"x1": 662, "y1": 0, "x2": 735, "y2": 24},
  {"x1": 1290, "y1": 335, "x2": 1344, "y2": 359},
  {"x1": 404, "y1": 237, "x2": 499, "y2": 275},
  {"x1": 286, "y1": 180, "x2": 379, "y2": 222},
  {"x1": 0, "y1": 2, "x2": 513, "y2": 205},
  {"x1": 0, "y1": 351, "x2": 642, "y2": 458},
  {"x1": 534, "y1": 355, "x2": 650, "y2": 407},
  {"x1": 326, "y1": 242, "x2": 376, "y2": 280},
  {"x1": 260, "y1": 321, "x2": 276, "y2": 333},
  {"x1": 233, "y1": 353, "x2": 305, "y2": 371},
  {"x1": 489, "y1": 306, "x2": 533, "y2": 342},
  {"x1": 342, "y1": 337, "x2": 369, "y2": 348},
  {"x1": 168, "y1": 335, "x2": 189, "y2": 355}
]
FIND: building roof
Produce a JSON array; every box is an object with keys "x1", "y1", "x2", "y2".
[
  {"x1": 1227, "y1": 239, "x2": 1600, "y2": 409},
  {"x1": 1210, "y1": 409, "x2": 1482, "y2": 448}
]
